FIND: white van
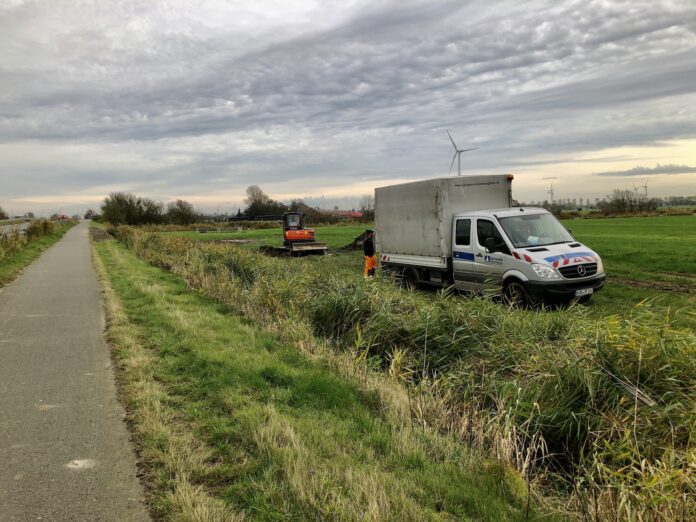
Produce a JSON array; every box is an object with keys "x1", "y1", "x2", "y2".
[{"x1": 375, "y1": 176, "x2": 605, "y2": 305}]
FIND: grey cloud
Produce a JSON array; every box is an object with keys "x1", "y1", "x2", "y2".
[
  {"x1": 2, "y1": 0, "x2": 696, "y2": 209},
  {"x1": 5, "y1": 0, "x2": 695, "y2": 141},
  {"x1": 593, "y1": 164, "x2": 696, "y2": 177}
]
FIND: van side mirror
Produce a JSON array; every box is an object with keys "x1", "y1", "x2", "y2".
[{"x1": 484, "y1": 237, "x2": 496, "y2": 252}]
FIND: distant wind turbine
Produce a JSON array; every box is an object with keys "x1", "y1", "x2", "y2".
[
  {"x1": 447, "y1": 130, "x2": 477, "y2": 176},
  {"x1": 642, "y1": 178, "x2": 649, "y2": 198}
]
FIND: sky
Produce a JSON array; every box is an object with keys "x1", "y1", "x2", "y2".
[{"x1": 1, "y1": 0, "x2": 696, "y2": 216}]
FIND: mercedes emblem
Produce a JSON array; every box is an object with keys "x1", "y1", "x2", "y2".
[{"x1": 577, "y1": 265, "x2": 587, "y2": 276}]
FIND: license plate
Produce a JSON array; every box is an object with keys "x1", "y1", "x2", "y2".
[{"x1": 575, "y1": 288, "x2": 593, "y2": 297}]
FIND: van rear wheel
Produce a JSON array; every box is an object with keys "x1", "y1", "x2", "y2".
[
  {"x1": 504, "y1": 280, "x2": 532, "y2": 308},
  {"x1": 403, "y1": 268, "x2": 419, "y2": 291}
]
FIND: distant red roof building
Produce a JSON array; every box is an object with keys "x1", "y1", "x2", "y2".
[{"x1": 330, "y1": 210, "x2": 364, "y2": 219}]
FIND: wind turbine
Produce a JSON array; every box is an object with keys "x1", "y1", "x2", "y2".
[
  {"x1": 642, "y1": 179, "x2": 649, "y2": 198},
  {"x1": 633, "y1": 184, "x2": 640, "y2": 198},
  {"x1": 447, "y1": 130, "x2": 477, "y2": 176},
  {"x1": 547, "y1": 184, "x2": 555, "y2": 202}
]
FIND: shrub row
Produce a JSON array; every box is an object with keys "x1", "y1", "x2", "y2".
[{"x1": 111, "y1": 226, "x2": 695, "y2": 520}]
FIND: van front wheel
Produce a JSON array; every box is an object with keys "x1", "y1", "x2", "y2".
[{"x1": 504, "y1": 280, "x2": 533, "y2": 308}]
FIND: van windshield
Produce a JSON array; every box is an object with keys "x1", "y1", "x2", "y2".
[{"x1": 499, "y1": 213, "x2": 573, "y2": 248}]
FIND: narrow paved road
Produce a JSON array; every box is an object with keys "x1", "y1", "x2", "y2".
[
  {"x1": 0, "y1": 222, "x2": 149, "y2": 521},
  {"x1": 0, "y1": 221, "x2": 30, "y2": 236}
]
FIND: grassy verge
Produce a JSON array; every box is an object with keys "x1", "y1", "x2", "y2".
[
  {"x1": 108, "y1": 226, "x2": 696, "y2": 520},
  {"x1": 94, "y1": 236, "x2": 544, "y2": 521},
  {"x1": 0, "y1": 220, "x2": 77, "y2": 287}
]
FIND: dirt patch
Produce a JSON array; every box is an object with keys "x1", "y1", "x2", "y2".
[
  {"x1": 611, "y1": 277, "x2": 694, "y2": 294},
  {"x1": 663, "y1": 271, "x2": 696, "y2": 280},
  {"x1": 258, "y1": 245, "x2": 329, "y2": 257},
  {"x1": 90, "y1": 228, "x2": 112, "y2": 242},
  {"x1": 340, "y1": 231, "x2": 370, "y2": 251},
  {"x1": 259, "y1": 245, "x2": 289, "y2": 257}
]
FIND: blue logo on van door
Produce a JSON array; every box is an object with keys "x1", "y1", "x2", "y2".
[{"x1": 453, "y1": 251, "x2": 475, "y2": 261}]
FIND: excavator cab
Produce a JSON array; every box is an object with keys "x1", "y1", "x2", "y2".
[
  {"x1": 283, "y1": 212, "x2": 316, "y2": 246},
  {"x1": 283, "y1": 212, "x2": 303, "y2": 231}
]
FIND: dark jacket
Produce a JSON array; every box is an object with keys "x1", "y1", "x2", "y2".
[{"x1": 363, "y1": 235, "x2": 375, "y2": 257}]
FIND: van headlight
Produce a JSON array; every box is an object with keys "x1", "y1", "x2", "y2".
[
  {"x1": 596, "y1": 257, "x2": 604, "y2": 274},
  {"x1": 531, "y1": 263, "x2": 560, "y2": 279}
]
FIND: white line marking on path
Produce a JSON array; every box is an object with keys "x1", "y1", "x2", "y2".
[
  {"x1": 65, "y1": 459, "x2": 97, "y2": 470},
  {"x1": 36, "y1": 404, "x2": 62, "y2": 411}
]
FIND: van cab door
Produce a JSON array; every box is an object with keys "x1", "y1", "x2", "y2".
[
  {"x1": 473, "y1": 218, "x2": 510, "y2": 290},
  {"x1": 451, "y1": 218, "x2": 478, "y2": 291}
]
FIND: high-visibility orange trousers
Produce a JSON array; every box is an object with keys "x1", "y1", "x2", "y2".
[{"x1": 364, "y1": 255, "x2": 377, "y2": 278}]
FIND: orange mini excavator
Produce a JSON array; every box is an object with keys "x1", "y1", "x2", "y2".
[{"x1": 267, "y1": 212, "x2": 327, "y2": 256}]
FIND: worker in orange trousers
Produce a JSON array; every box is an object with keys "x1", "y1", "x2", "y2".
[{"x1": 363, "y1": 229, "x2": 376, "y2": 278}]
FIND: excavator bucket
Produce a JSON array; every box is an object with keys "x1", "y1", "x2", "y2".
[{"x1": 288, "y1": 241, "x2": 327, "y2": 254}]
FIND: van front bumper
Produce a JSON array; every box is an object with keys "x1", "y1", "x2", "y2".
[{"x1": 525, "y1": 274, "x2": 606, "y2": 301}]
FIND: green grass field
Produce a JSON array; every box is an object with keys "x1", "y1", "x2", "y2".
[
  {"x1": 161, "y1": 216, "x2": 696, "y2": 328},
  {"x1": 563, "y1": 215, "x2": 695, "y2": 328},
  {"x1": 94, "y1": 236, "x2": 545, "y2": 521},
  {"x1": 163, "y1": 224, "x2": 365, "y2": 249},
  {"x1": 565, "y1": 215, "x2": 696, "y2": 283}
]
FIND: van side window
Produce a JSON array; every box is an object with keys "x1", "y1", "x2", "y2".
[
  {"x1": 477, "y1": 219, "x2": 509, "y2": 254},
  {"x1": 455, "y1": 219, "x2": 471, "y2": 246}
]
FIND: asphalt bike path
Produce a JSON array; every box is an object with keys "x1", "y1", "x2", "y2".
[{"x1": 0, "y1": 222, "x2": 148, "y2": 521}]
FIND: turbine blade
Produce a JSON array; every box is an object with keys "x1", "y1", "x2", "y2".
[
  {"x1": 459, "y1": 147, "x2": 477, "y2": 152},
  {"x1": 447, "y1": 130, "x2": 457, "y2": 150},
  {"x1": 449, "y1": 151, "x2": 457, "y2": 174}
]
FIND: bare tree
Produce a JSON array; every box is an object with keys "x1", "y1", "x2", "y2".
[
  {"x1": 245, "y1": 185, "x2": 269, "y2": 206},
  {"x1": 166, "y1": 199, "x2": 197, "y2": 225},
  {"x1": 359, "y1": 194, "x2": 374, "y2": 212}
]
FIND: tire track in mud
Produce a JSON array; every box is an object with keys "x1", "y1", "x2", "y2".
[{"x1": 610, "y1": 276, "x2": 695, "y2": 294}]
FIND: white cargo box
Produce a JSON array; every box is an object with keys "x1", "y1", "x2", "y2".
[{"x1": 375, "y1": 175, "x2": 513, "y2": 261}]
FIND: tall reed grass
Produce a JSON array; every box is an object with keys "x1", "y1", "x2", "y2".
[{"x1": 112, "y1": 226, "x2": 695, "y2": 520}]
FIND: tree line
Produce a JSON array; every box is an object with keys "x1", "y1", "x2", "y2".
[
  {"x1": 520, "y1": 190, "x2": 696, "y2": 216},
  {"x1": 97, "y1": 185, "x2": 374, "y2": 225},
  {"x1": 95, "y1": 194, "x2": 198, "y2": 225}
]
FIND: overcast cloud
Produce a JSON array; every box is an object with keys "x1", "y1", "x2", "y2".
[
  {"x1": 1, "y1": 0, "x2": 696, "y2": 214},
  {"x1": 594, "y1": 163, "x2": 696, "y2": 177}
]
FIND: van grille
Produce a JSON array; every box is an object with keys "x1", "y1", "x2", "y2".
[{"x1": 559, "y1": 263, "x2": 597, "y2": 279}]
